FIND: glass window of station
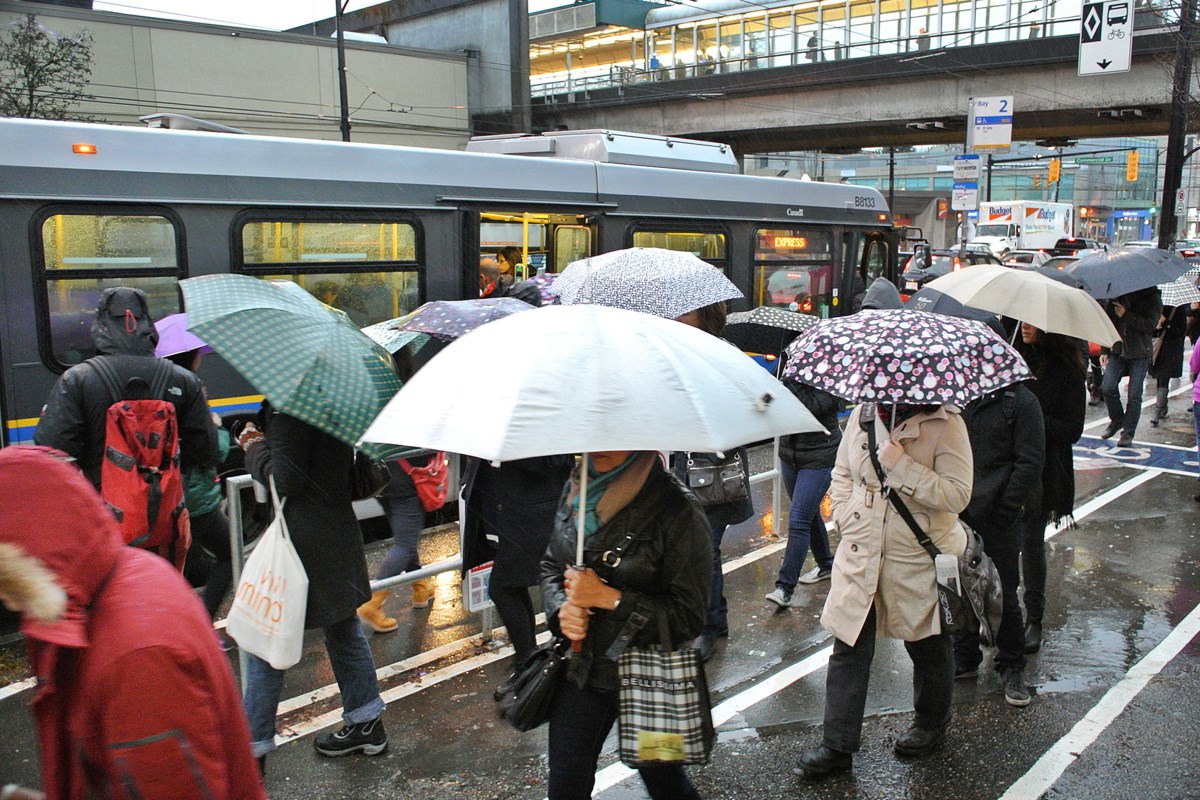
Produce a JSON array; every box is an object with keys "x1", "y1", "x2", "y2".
[
  {"x1": 530, "y1": 0, "x2": 1173, "y2": 97},
  {"x1": 755, "y1": 228, "x2": 836, "y2": 317},
  {"x1": 38, "y1": 210, "x2": 183, "y2": 366},
  {"x1": 239, "y1": 217, "x2": 421, "y2": 328}
]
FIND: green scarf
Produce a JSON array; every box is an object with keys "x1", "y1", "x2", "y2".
[{"x1": 570, "y1": 454, "x2": 639, "y2": 538}]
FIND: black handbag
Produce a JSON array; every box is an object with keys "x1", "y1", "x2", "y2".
[
  {"x1": 498, "y1": 637, "x2": 569, "y2": 732},
  {"x1": 684, "y1": 451, "x2": 749, "y2": 507},
  {"x1": 350, "y1": 451, "x2": 391, "y2": 501}
]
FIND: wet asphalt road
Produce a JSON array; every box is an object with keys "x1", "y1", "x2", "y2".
[{"x1": 1, "y1": 386, "x2": 1198, "y2": 799}]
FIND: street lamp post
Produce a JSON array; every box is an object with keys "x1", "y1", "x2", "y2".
[{"x1": 1156, "y1": 0, "x2": 1197, "y2": 247}]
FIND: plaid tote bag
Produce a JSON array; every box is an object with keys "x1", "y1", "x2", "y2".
[{"x1": 617, "y1": 615, "x2": 715, "y2": 767}]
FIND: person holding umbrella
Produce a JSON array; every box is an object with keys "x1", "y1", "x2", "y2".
[
  {"x1": 1149, "y1": 304, "x2": 1189, "y2": 426},
  {"x1": 540, "y1": 450, "x2": 712, "y2": 800},
  {"x1": 786, "y1": 309, "x2": 1031, "y2": 777},
  {"x1": 1100, "y1": 287, "x2": 1162, "y2": 446}
]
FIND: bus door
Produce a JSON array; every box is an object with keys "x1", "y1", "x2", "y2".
[
  {"x1": 840, "y1": 229, "x2": 894, "y2": 313},
  {"x1": 752, "y1": 227, "x2": 837, "y2": 318},
  {"x1": 476, "y1": 209, "x2": 594, "y2": 288}
]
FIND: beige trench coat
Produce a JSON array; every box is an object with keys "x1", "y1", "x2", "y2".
[{"x1": 820, "y1": 404, "x2": 973, "y2": 646}]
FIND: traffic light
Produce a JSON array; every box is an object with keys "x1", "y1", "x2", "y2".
[
  {"x1": 1033, "y1": 174, "x2": 1041, "y2": 189},
  {"x1": 1049, "y1": 158, "x2": 1061, "y2": 183},
  {"x1": 1126, "y1": 150, "x2": 1140, "y2": 182}
]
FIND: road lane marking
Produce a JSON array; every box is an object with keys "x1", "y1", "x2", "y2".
[
  {"x1": 0, "y1": 677, "x2": 36, "y2": 702},
  {"x1": 999, "y1": 599, "x2": 1200, "y2": 800},
  {"x1": 1043, "y1": 468, "x2": 1162, "y2": 542}
]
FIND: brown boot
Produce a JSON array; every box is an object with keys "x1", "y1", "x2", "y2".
[
  {"x1": 412, "y1": 578, "x2": 435, "y2": 609},
  {"x1": 357, "y1": 590, "x2": 397, "y2": 633}
]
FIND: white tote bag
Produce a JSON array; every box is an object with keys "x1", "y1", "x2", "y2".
[{"x1": 226, "y1": 477, "x2": 309, "y2": 669}]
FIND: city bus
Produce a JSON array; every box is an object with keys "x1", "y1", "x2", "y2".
[{"x1": 0, "y1": 118, "x2": 896, "y2": 447}]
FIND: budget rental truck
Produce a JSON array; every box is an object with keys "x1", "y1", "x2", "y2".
[{"x1": 970, "y1": 201, "x2": 1073, "y2": 258}]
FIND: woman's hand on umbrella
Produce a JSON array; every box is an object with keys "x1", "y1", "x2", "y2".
[
  {"x1": 878, "y1": 438, "x2": 905, "y2": 470},
  {"x1": 557, "y1": 600, "x2": 591, "y2": 642},
  {"x1": 564, "y1": 566, "x2": 621, "y2": 610}
]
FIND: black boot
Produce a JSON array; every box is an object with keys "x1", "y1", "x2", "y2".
[
  {"x1": 1024, "y1": 621, "x2": 1043, "y2": 654},
  {"x1": 797, "y1": 744, "x2": 852, "y2": 778},
  {"x1": 893, "y1": 725, "x2": 946, "y2": 757}
]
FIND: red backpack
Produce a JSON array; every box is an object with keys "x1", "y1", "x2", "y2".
[
  {"x1": 397, "y1": 452, "x2": 449, "y2": 512},
  {"x1": 89, "y1": 356, "x2": 191, "y2": 571}
]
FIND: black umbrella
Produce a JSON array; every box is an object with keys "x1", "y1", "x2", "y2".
[
  {"x1": 1065, "y1": 248, "x2": 1192, "y2": 299},
  {"x1": 723, "y1": 306, "x2": 818, "y2": 355},
  {"x1": 1033, "y1": 266, "x2": 1091, "y2": 291}
]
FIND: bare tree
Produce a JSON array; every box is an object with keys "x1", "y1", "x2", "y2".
[{"x1": 0, "y1": 13, "x2": 95, "y2": 120}]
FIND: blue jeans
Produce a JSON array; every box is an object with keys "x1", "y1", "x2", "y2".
[
  {"x1": 1193, "y1": 402, "x2": 1200, "y2": 470},
  {"x1": 1101, "y1": 352, "x2": 1150, "y2": 437},
  {"x1": 547, "y1": 679, "x2": 699, "y2": 800},
  {"x1": 243, "y1": 615, "x2": 385, "y2": 757},
  {"x1": 702, "y1": 524, "x2": 727, "y2": 637},
  {"x1": 377, "y1": 491, "x2": 424, "y2": 579},
  {"x1": 776, "y1": 462, "x2": 834, "y2": 593}
]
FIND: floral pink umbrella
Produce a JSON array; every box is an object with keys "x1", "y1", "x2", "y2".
[{"x1": 781, "y1": 308, "x2": 1031, "y2": 406}]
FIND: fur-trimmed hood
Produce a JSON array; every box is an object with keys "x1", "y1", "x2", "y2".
[{"x1": 0, "y1": 446, "x2": 125, "y2": 648}]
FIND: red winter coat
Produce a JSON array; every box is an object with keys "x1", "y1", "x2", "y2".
[{"x1": 0, "y1": 446, "x2": 265, "y2": 800}]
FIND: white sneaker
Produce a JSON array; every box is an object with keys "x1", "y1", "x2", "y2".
[
  {"x1": 765, "y1": 587, "x2": 793, "y2": 607},
  {"x1": 797, "y1": 567, "x2": 832, "y2": 584}
]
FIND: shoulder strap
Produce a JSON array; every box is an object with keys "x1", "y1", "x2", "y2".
[
  {"x1": 148, "y1": 358, "x2": 174, "y2": 402},
  {"x1": 87, "y1": 356, "x2": 124, "y2": 406},
  {"x1": 865, "y1": 419, "x2": 941, "y2": 562}
]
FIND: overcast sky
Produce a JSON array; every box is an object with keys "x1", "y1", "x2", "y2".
[{"x1": 92, "y1": 0, "x2": 570, "y2": 31}]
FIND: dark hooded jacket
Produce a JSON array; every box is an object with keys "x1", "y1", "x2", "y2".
[
  {"x1": 34, "y1": 288, "x2": 219, "y2": 488},
  {"x1": 778, "y1": 380, "x2": 843, "y2": 470},
  {"x1": 860, "y1": 276, "x2": 904, "y2": 310},
  {"x1": 0, "y1": 446, "x2": 265, "y2": 800}
]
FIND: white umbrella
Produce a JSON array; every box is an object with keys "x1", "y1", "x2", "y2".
[
  {"x1": 923, "y1": 264, "x2": 1120, "y2": 347},
  {"x1": 549, "y1": 247, "x2": 743, "y2": 319},
  {"x1": 361, "y1": 304, "x2": 822, "y2": 569},
  {"x1": 361, "y1": 304, "x2": 822, "y2": 462}
]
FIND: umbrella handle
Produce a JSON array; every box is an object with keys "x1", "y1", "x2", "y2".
[{"x1": 571, "y1": 639, "x2": 583, "y2": 653}]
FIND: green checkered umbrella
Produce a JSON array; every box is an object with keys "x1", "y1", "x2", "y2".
[{"x1": 180, "y1": 274, "x2": 403, "y2": 458}]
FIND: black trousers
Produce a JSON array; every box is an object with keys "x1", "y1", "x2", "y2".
[
  {"x1": 822, "y1": 604, "x2": 953, "y2": 753},
  {"x1": 547, "y1": 679, "x2": 700, "y2": 800},
  {"x1": 489, "y1": 584, "x2": 537, "y2": 666},
  {"x1": 952, "y1": 518, "x2": 1026, "y2": 672}
]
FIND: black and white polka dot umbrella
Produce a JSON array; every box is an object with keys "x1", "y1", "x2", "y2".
[{"x1": 550, "y1": 247, "x2": 743, "y2": 320}]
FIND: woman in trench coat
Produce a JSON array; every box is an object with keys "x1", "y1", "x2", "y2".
[{"x1": 799, "y1": 401, "x2": 973, "y2": 778}]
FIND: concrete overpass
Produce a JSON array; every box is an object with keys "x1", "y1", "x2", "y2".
[{"x1": 532, "y1": 31, "x2": 1194, "y2": 156}]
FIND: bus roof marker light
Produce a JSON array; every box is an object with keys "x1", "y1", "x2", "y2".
[{"x1": 72, "y1": 143, "x2": 97, "y2": 155}]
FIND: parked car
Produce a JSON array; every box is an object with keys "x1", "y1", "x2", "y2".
[
  {"x1": 1003, "y1": 249, "x2": 1050, "y2": 268},
  {"x1": 900, "y1": 248, "x2": 1002, "y2": 296}
]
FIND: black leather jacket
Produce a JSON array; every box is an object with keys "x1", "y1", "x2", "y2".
[{"x1": 540, "y1": 463, "x2": 711, "y2": 692}]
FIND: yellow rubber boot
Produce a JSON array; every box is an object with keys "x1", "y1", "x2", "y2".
[
  {"x1": 357, "y1": 590, "x2": 398, "y2": 633},
  {"x1": 411, "y1": 578, "x2": 435, "y2": 609}
]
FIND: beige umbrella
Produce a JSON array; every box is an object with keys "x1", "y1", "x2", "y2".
[{"x1": 924, "y1": 264, "x2": 1120, "y2": 347}]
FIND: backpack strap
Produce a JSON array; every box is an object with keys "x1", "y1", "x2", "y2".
[
  {"x1": 148, "y1": 358, "x2": 175, "y2": 402},
  {"x1": 87, "y1": 356, "x2": 125, "y2": 406},
  {"x1": 865, "y1": 417, "x2": 941, "y2": 562}
]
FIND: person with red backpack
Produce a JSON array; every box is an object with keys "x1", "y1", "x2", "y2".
[{"x1": 35, "y1": 287, "x2": 220, "y2": 569}]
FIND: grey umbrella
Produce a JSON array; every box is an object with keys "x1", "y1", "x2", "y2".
[{"x1": 1065, "y1": 248, "x2": 1192, "y2": 299}]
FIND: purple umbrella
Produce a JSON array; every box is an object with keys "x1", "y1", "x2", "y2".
[
  {"x1": 781, "y1": 308, "x2": 1030, "y2": 406},
  {"x1": 154, "y1": 312, "x2": 212, "y2": 358},
  {"x1": 395, "y1": 298, "x2": 536, "y2": 340}
]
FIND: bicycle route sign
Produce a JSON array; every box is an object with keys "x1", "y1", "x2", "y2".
[{"x1": 1079, "y1": 0, "x2": 1133, "y2": 76}]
